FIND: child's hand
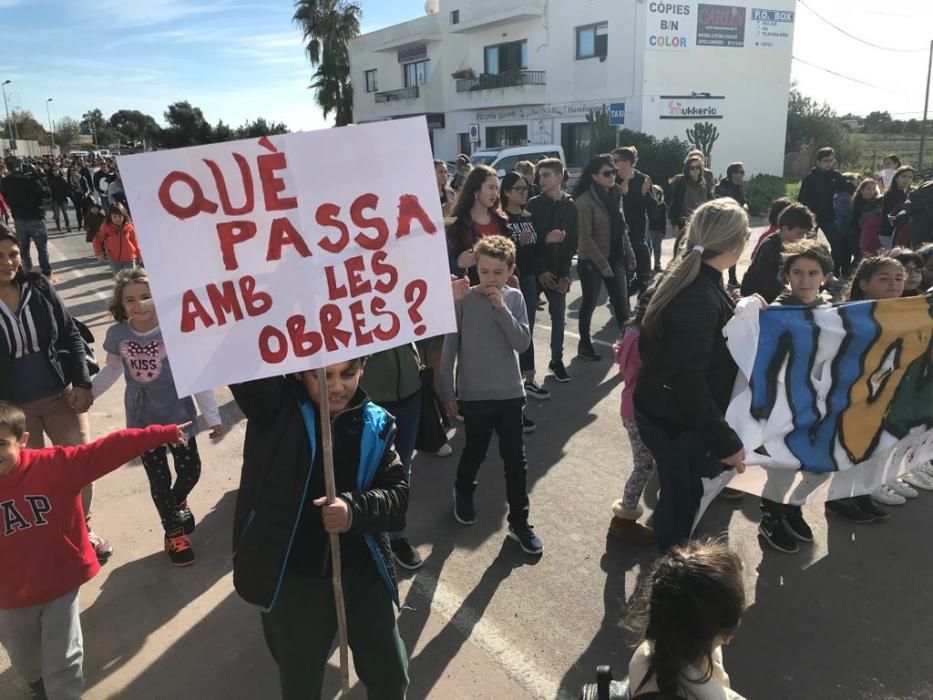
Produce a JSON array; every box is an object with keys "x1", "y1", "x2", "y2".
[
  {"x1": 482, "y1": 286, "x2": 505, "y2": 309},
  {"x1": 444, "y1": 401, "x2": 459, "y2": 420},
  {"x1": 313, "y1": 496, "x2": 350, "y2": 534},
  {"x1": 450, "y1": 275, "x2": 470, "y2": 301},
  {"x1": 173, "y1": 423, "x2": 192, "y2": 445},
  {"x1": 545, "y1": 229, "x2": 566, "y2": 244},
  {"x1": 557, "y1": 277, "x2": 571, "y2": 294},
  {"x1": 457, "y1": 249, "x2": 476, "y2": 269},
  {"x1": 208, "y1": 424, "x2": 224, "y2": 440},
  {"x1": 537, "y1": 271, "x2": 558, "y2": 290}
]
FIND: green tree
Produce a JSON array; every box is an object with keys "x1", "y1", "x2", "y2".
[
  {"x1": 162, "y1": 101, "x2": 213, "y2": 148},
  {"x1": 785, "y1": 84, "x2": 861, "y2": 167},
  {"x1": 53, "y1": 117, "x2": 81, "y2": 152},
  {"x1": 2, "y1": 110, "x2": 49, "y2": 144},
  {"x1": 236, "y1": 117, "x2": 289, "y2": 139},
  {"x1": 584, "y1": 105, "x2": 616, "y2": 155},
  {"x1": 212, "y1": 120, "x2": 236, "y2": 142},
  {"x1": 294, "y1": 0, "x2": 361, "y2": 126},
  {"x1": 862, "y1": 110, "x2": 894, "y2": 133},
  {"x1": 80, "y1": 108, "x2": 117, "y2": 146},
  {"x1": 109, "y1": 109, "x2": 161, "y2": 146},
  {"x1": 615, "y1": 128, "x2": 689, "y2": 196}
]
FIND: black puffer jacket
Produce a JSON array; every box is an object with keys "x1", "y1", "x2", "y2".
[
  {"x1": 527, "y1": 191, "x2": 579, "y2": 278},
  {"x1": 230, "y1": 377, "x2": 408, "y2": 612},
  {"x1": 634, "y1": 263, "x2": 742, "y2": 458}
]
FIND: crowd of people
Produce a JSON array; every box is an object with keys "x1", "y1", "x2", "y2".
[{"x1": 0, "y1": 142, "x2": 931, "y2": 700}]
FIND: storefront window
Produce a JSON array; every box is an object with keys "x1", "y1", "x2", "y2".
[{"x1": 561, "y1": 122, "x2": 593, "y2": 167}]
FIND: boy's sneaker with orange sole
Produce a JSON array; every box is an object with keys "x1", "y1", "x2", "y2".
[{"x1": 164, "y1": 528, "x2": 195, "y2": 567}]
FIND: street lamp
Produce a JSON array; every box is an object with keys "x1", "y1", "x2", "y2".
[
  {"x1": 1, "y1": 80, "x2": 13, "y2": 154},
  {"x1": 45, "y1": 98, "x2": 55, "y2": 157}
]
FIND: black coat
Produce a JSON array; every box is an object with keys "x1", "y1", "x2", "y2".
[
  {"x1": 526, "y1": 192, "x2": 579, "y2": 278},
  {"x1": 48, "y1": 174, "x2": 70, "y2": 202},
  {"x1": 713, "y1": 178, "x2": 747, "y2": 208},
  {"x1": 0, "y1": 173, "x2": 49, "y2": 220},
  {"x1": 620, "y1": 170, "x2": 654, "y2": 237},
  {"x1": 0, "y1": 273, "x2": 92, "y2": 401},
  {"x1": 740, "y1": 232, "x2": 785, "y2": 303},
  {"x1": 798, "y1": 167, "x2": 845, "y2": 231},
  {"x1": 634, "y1": 263, "x2": 742, "y2": 458},
  {"x1": 230, "y1": 377, "x2": 408, "y2": 612}
]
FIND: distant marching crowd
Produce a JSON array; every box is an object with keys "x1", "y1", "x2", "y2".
[{"x1": 0, "y1": 143, "x2": 931, "y2": 700}]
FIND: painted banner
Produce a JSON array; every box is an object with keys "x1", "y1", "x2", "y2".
[
  {"x1": 706, "y1": 295, "x2": 933, "y2": 507},
  {"x1": 116, "y1": 118, "x2": 455, "y2": 396}
]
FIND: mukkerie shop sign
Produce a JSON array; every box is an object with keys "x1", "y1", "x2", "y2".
[
  {"x1": 646, "y1": 2, "x2": 695, "y2": 50},
  {"x1": 659, "y1": 95, "x2": 725, "y2": 120}
]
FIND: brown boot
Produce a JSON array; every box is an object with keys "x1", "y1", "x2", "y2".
[{"x1": 608, "y1": 517, "x2": 655, "y2": 545}]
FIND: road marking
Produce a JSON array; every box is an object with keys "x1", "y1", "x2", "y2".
[
  {"x1": 47, "y1": 235, "x2": 112, "y2": 303},
  {"x1": 405, "y1": 570, "x2": 575, "y2": 700}
]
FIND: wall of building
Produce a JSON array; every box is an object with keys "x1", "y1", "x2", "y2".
[{"x1": 349, "y1": 0, "x2": 795, "y2": 176}]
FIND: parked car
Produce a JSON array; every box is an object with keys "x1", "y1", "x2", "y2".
[{"x1": 470, "y1": 144, "x2": 566, "y2": 177}]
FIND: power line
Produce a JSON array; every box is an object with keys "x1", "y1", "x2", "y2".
[
  {"x1": 792, "y1": 56, "x2": 915, "y2": 96},
  {"x1": 798, "y1": 0, "x2": 928, "y2": 53}
]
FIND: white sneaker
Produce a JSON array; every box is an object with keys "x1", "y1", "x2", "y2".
[
  {"x1": 871, "y1": 485, "x2": 906, "y2": 506},
  {"x1": 435, "y1": 443, "x2": 453, "y2": 457},
  {"x1": 902, "y1": 468, "x2": 933, "y2": 491},
  {"x1": 889, "y1": 479, "x2": 919, "y2": 499}
]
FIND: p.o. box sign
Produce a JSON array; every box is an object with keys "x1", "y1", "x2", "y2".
[{"x1": 117, "y1": 118, "x2": 455, "y2": 396}]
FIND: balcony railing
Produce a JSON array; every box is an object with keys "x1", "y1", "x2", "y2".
[
  {"x1": 455, "y1": 70, "x2": 546, "y2": 93},
  {"x1": 374, "y1": 86, "x2": 420, "y2": 103}
]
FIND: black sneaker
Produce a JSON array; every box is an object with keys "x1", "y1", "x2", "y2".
[
  {"x1": 175, "y1": 501, "x2": 196, "y2": 535},
  {"x1": 855, "y1": 494, "x2": 890, "y2": 521},
  {"x1": 548, "y1": 360, "x2": 571, "y2": 382},
  {"x1": 390, "y1": 537, "x2": 424, "y2": 570},
  {"x1": 508, "y1": 523, "x2": 543, "y2": 555},
  {"x1": 453, "y1": 487, "x2": 476, "y2": 525},
  {"x1": 825, "y1": 498, "x2": 875, "y2": 524},
  {"x1": 524, "y1": 380, "x2": 551, "y2": 400},
  {"x1": 522, "y1": 414, "x2": 536, "y2": 433},
  {"x1": 577, "y1": 341, "x2": 601, "y2": 362},
  {"x1": 783, "y1": 507, "x2": 814, "y2": 542},
  {"x1": 758, "y1": 515, "x2": 798, "y2": 554},
  {"x1": 164, "y1": 527, "x2": 196, "y2": 567}
]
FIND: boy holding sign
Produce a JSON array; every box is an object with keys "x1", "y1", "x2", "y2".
[
  {"x1": 441, "y1": 235, "x2": 543, "y2": 555},
  {"x1": 230, "y1": 362, "x2": 409, "y2": 699}
]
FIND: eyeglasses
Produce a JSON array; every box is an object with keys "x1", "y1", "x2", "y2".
[
  {"x1": 735, "y1": 170, "x2": 745, "y2": 175},
  {"x1": 599, "y1": 169, "x2": 617, "y2": 178},
  {"x1": 511, "y1": 186, "x2": 529, "y2": 194},
  {"x1": 689, "y1": 166, "x2": 702, "y2": 171}
]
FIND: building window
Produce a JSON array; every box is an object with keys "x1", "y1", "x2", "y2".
[
  {"x1": 561, "y1": 122, "x2": 593, "y2": 167},
  {"x1": 364, "y1": 69, "x2": 378, "y2": 93},
  {"x1": 484, "y1": 40, "x2": 528, "y2": 75},
  {"x1": 450, "y1": 9, "x2": 459, "y2": 24},
  {"x1": 576, "y1": 22, "x2": 608, "y2": 60},
  {"x1": 485, "y1": 125, "x2": 528, "y2": 149},
  {"x1": 403, "y1": 60, "x2": 430, "y2": 88}
]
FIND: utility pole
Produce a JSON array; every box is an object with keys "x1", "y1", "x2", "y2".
[
  {"x1": 920, "y1": 40, "x2": 932, "y2": 170},
  {"x1": 1, "y1": 80, "x2": 13, "y2": 154},
  {"x1": 45, "y1": 98, "x2": 55, "y2": 156}
]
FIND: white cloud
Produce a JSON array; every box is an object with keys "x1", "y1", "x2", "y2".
[{"x1": 87, "y1": 0, "x2": 234, "y2": 27}]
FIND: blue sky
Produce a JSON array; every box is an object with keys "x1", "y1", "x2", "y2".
[{"x1": 0, "y1": 0, "x2": 930, "y2": 135}]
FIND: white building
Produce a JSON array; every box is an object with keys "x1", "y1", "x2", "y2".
[{"x1": 350, "y1": 0, "x2": 796, "y2": 176}]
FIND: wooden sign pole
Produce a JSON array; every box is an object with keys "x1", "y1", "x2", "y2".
[{"x1": 315, "y1": 367, "x2": 351, "y2": 695}]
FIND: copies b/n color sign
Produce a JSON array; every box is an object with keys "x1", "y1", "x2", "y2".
[{"x1": 646, "y1": 2, "x2": 694, "y2": 50}]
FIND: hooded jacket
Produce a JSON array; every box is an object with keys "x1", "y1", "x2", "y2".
[
  {"x1": 230, "y1": 376, "x2": 408, "y2": 612},
  {"x1": 93, "y1": 220, "x2": 141, "y2": 262},
  {"x1": 798, "y1": 167, "x2": 845, "y2": 230}
]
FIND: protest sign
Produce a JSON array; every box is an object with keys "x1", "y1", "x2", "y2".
[
  {"x1": 117, "y1": 117, "x2": 455, "y2": 396},
  {"x1": 707, "y1": 295, "x2": 933, "y2": 507}
]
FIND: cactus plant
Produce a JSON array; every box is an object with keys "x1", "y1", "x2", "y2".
[
  {"x1": 585, "y1": 105, "x2": 618, "y2": 154},
  {"x1": 686, "y1": 121, "x2": 720, "y2": 168}
]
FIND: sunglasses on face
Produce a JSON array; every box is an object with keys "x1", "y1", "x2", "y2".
[
  {"x1": 599, "y1": 169, "x2": 617, "y2": 178},
  {"x1": 735, "y1": 170, "x2": 745, "y2": 175},
  {"x1": 689, "y1": 166, "x2": 702, "y2": 171}
]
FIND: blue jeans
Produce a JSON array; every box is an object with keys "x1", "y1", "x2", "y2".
[
  {"x1": 542, "y1": 286, "x2": 567, "y2": 363},
  {"x1": 15, "y1": 219, "x2": 51, "y2": 275},
  {"x1": 577, "y1": 258, "x2": 629, "y2": 343},
  {"x1": 518, "y1": 275, "x2": 537, "y2": 374},
  {"x1": 635, "y1": 409, "x2": 726, "y2": 553},
  {"x1": 378, "y1": 389, "x2": 421, "y2": 540},
  {"x1": 50, "y1": 200, "x2": 70, "y2": 230},
  {"x1": 109, "y1": 260, "x2": 137, "y2": 277}
]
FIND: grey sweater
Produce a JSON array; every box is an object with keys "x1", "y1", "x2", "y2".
[{"x1": 440, "y1": 286, "x2": 530, "y2": 403}]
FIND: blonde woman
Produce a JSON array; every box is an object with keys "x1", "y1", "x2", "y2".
[{"x1": 633, "y1": 199, "x2": 757, "y2": 552}]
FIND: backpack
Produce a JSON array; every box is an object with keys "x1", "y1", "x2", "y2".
[{"x1": 906, "y1": 180, "x2": 933, "y2": 246}]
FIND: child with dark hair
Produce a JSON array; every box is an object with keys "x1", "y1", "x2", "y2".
[
  {"x1": 83, "y1": 202, "x2": 105, "y2": 246},
  {"x1": 741, "y1": 203, "x2": 815, "y2": 303},
  {"x1": 918, "y1": 243, "x2": 933, "y2": 290},
  {"x1": 750, "y1": 197, "x2": 793, "y2": 258},
  {"x1": 440, "y1": 235, "x2": 541, "y2": 554},
  {"x1": 757, "y1": 241, "x2": 832, "y2": 554},
  {"x1": 609, "y1": 285, "x2": 657, "y2": 545},
  {"x1": 627, "y1": 539, "x2": 747, "y2": 699},
  {"x1": 0, "y1": 400, "x2": 186, "y2": 700},
  {"x1": 230, "y1": 359, "x2": 410, "y2": 699},
  {"x1": 92, "y1": 202, "x2": 141, "y2": 277},
  {"x1": 889, "y1": 248, "x2": 925, "y2": 296},
  {"x1": 854, "y1": 178, "x2": 884, "y2": 256},
  {"x1": 445, "y1": 165, "x2": 509, "y2": 284}
]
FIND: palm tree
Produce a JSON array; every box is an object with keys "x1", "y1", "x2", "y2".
[{"x1": 293, "y1": 0, "x2": 361, "y2": 126}]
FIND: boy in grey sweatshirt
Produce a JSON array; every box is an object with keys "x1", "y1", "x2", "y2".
[{"x1": 440, "y1": 235, "x2": 542, "y2": 555}]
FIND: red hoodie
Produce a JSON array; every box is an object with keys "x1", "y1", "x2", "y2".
[
  {"x1": 0, "y1": 425, "x2": 177, "y2": 609},
  {"x1": 93, "y1": 220, "x2": 141, "y2": 262}
]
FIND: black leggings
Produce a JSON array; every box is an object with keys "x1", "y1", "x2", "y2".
[{"x1": 140, "y1": 437, "x2": 202, "y2": 530}]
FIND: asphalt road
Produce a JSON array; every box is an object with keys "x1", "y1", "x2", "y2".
[{"x1": 1, "y1": 217, "x2": 931, "y2": 700}]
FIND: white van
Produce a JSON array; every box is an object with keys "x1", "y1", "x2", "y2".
[{"x1": 471, "y1": 144, "x2": 566, "y2": 177}]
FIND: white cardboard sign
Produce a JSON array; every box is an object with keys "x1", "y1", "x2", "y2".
[{"x1": 117, "y1": 118, "x2": 455, "y2": 396}]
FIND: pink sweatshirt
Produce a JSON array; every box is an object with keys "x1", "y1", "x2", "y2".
[{"x1": 615, "y1": 327, "x2": 641, "y2": 422}]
